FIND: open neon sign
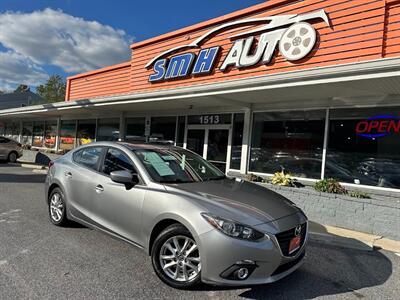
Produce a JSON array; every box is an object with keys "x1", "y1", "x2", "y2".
[{"x1": 356, "y1": 115, "x2": 400, "y2": 138}]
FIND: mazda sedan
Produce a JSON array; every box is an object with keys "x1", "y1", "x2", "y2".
[{"x1": 45, "y1": 142, "x2": 307, "y2": 289}]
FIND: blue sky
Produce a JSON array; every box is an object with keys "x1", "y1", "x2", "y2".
[{"x1": 0, "y1": 0, "x2": 265, "y2": 91}]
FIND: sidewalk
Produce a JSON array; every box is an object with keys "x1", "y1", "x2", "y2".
[{"x1": 308, "y1": 221, "x2": 400, "y2": 253}]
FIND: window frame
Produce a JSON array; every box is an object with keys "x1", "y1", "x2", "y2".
[{"x1": 72, "y1": 146, "x2": 106, "y2": 173}]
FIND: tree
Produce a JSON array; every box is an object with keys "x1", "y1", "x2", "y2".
[
  {"x1": 36, "y1": 75, "x2": 66, "y2": 103},
  {"x1": 14, "y1": 84, "x2": 30, "y2": 93}
]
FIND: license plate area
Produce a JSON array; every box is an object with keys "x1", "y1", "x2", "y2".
[{"x1": 288, "y1": 236, "x2": 301, "y2": 254}]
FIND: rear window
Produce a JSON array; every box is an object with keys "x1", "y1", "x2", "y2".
[{"x1": 73, "y1": 147, "x2": 103, "y2": 171}]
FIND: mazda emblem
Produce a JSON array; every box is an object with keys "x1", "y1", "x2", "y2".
[{"x1": 294, "y1": 225, "x2": 302, "y2": 237}]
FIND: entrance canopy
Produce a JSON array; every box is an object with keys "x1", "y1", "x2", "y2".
[{"x1": 1, "y1": 58, "x2": 400, "y2": 120}]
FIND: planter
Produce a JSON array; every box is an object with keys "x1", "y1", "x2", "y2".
[
  {"x1": 256, "y1": 182, "x2": 400, "y2": 240},
  {"x1": 18, "y1": 149, "x2": 62, "y2": 165}
]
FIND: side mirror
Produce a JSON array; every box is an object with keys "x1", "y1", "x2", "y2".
[{"x1": 110, "y1": 170, "x2": 139, "y2": 186}]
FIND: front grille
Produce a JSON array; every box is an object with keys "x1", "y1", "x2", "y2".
[
  {"x1": 275, "y1": 222, "x2": 307, "y2": 256},
  {"x1": 271, "y1": 251, "x2": 305, "y2": 276}
]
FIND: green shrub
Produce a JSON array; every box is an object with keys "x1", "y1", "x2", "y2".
[
  {"x1": 314, "y1": 178, "x2": 347, "y2": 194},
  {"x1": 348, "y1": 191, "x2": 371, "y2": 199},
  {"x1": 246, "y1": 173, "x2": 264, "y2": 183},
  {"x1": 271, "y1": 171, "x2": 294, "y2": 187}
]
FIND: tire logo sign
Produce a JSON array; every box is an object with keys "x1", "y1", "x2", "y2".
[
  {"x1": 280, "y1": 22, "x2": 317, "y2": 61},
  {"x1": 147, "y1": 10, "x2": 330, "y2": 83}
]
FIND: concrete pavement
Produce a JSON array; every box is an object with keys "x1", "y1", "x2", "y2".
[{"x1": 0, "y1": 164, "x2": 399, "y2": 299}]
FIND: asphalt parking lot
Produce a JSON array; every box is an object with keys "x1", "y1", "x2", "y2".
[{"x1": 0, "y1": 164, "x2": 399, "y2": 300}]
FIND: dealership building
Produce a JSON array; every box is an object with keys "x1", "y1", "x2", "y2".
[{"x1": 1, "y1": 0, "x2": 400, "y2": 192}]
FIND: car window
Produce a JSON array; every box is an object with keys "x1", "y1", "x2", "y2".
[
  {"x1": 0, "y1": 137, "x2": 9, "y2": 144},
  {"x1": 73, "y1": 147, "x2": 103, "y2": 171},
  {"x1": 102, "y1": 148, "x2": 136, "y2": 175}
]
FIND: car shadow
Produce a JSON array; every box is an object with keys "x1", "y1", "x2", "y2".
[
  {"x1": 194, "y1": 240, "x2": 392, "y2": 299},
  {"x1": 0, "y1": 172, "x2": 46, "y2": 183}
]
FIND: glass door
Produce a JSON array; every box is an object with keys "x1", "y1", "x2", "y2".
[
  {"x1": 187, "y1": 129, "x2": 205, "y2": 156},
  {"x1": 185, "y1": 126, "x2": 231, "y2": 173},
  {"x1": 206, "y1": 129, "x2": 229, "y2": 172}
]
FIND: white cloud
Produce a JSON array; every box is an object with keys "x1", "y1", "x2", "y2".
[
  {"x1": 0, "y1": 8, "x2": 131, "y2": 74},
  {"x1": 0, "y1": 51, "x2": 48, "y2": 91}
]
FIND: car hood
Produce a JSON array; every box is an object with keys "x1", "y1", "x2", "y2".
[{"x1": 164, "y1": 178, "x2": 301, "y2": 226}]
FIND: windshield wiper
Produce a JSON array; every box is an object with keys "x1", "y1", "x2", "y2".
[
  {"x1": 203, "y1": 175, "x2": 226, "y2": 181},
  {"x1": 159, "y1": 179, "x2": 192, "y2": 184}
]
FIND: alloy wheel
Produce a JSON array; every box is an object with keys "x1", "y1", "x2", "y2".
[
  {"x1": 50, "y1": 192, "x2": 64, "y2": 222},
  {"x1": 159, "y1": 235, "x2": 201, "y2": 282}
]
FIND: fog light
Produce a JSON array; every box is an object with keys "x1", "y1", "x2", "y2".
[{"x1": 237, "y1": 268, "x2": 249, "y2": 280}]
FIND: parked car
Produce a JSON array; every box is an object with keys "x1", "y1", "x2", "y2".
[
  {"x1": 0, "y1": 136, "x2": 23, "y2": 163},
  {"x1": 45, "y1": 142, "x2": 307, "y2": 289}
]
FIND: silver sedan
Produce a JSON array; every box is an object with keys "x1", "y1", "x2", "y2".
[{"x1": 45, "y1": 142, "x2": 307, "y2": 289}]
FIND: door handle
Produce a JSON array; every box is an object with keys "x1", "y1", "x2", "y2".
[
  {"x1": 64, "y1": 172, "x2": 72, "y2": 178},
  {"x1": 95, "y1": 185, "x2": 104, "y2": 193}
]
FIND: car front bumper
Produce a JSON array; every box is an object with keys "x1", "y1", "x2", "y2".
[{"x1": 198, "y1": 215, "x2": 307, "y2": 286}]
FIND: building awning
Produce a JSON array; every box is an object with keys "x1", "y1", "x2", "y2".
[{"x1": 1, "y1": 57, "x2": 400, "y2": 120}]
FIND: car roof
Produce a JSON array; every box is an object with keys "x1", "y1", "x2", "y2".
[{"x1": 85, "y1": 141, "x2": 181, "y2": 151}]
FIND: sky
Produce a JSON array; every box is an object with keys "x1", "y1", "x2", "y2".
[{"x1": 0, "y1": 0, "x2": 265, "y2": 92}]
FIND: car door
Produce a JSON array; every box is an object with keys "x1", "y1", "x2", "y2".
[
  {"x1": 0, "y1": 137, "x2": 8, "y2": 159},
  {"x1": 93, "y1": 147, "x2": 146, "y2": 245},
  {"x1": 66, "y1": 146, "x2": 105, "y2": 224}
]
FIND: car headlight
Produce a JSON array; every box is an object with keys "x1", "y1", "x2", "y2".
[{"x1": 201, "y1": 213, "x2": 265, "y2": 242}]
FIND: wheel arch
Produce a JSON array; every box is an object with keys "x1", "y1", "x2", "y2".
[{"x1": 147, "y1": 214, "x2": 200, "y2": 256}]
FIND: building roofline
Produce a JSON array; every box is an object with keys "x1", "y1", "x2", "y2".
[
  {"x1": 130, "y1": 0, "x2": 292, "y2": 50},
  {"x1": 66, "y1": 61, "x2": 131, "y2": 80}
]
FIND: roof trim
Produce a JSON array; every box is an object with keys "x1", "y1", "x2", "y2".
[{"x1": 67, "y1": 61, "x2": 131, "y2": 80}]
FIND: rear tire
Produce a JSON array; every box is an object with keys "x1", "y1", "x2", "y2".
[
  {"x1": 8, "y1": 152, "x2": 17, "y2": 163},
  {"x1": 151, "y1": 224, "x2": 202, "y2": 289},
  {"x1": 48, "y1": 187, "x2": 68, "y2": 226}
]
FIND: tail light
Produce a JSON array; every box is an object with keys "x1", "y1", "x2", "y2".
[{"x1": 48, "y1": 161, "x2": 55, "y2": 169}]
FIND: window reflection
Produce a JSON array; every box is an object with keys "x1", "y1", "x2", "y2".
[
  {"x1": 327, "y1": 108, "x2": 400, "y2": 188},
  {"x1": 77, "y1": 120, "x2": 96, "y2": 146},
  {"x1": 60, "y1": 120, "x2": 76, "y2": 151},
  {"x1": 250, "y1": 110, "x2": 325, "y2": 178},
  {"x1": 97, "y1": 118, "x2": 119, "y2": 141},
  {"x1": 150, "y1": 116, "x2": 176, "y2": 143}
]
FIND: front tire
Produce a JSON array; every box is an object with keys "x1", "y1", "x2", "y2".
[
  {"x1": 8, "y1": 152, "x2": 17, "y2": 163},
  {"x1": 151, "y1": 224, "x2": 202, "y2": 289},
  {"x1": 48, "y1": 187, "x2": 68, "y2": 226}
]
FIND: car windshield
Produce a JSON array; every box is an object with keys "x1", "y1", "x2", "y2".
[{"x1": 133, "y1": 148, "x2": 225, "y2": 183}]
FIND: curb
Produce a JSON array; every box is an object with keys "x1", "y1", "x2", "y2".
[
  {"x1": 19, "y1": 162, "x2": 47, "y2": 170},
  {"x1": 308, "y1": 223, "x2": 400, "y2": 253}
]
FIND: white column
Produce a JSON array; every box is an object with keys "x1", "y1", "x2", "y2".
[
  {"x1": 240, "y1": 107, "x2": 252, "y2": 174},
  {"x1": 320, "y1": 108, "x2": 330, "y2": 179},
  {"x1": 55, "y1": 117, "x2": 61, "y2": 152}
]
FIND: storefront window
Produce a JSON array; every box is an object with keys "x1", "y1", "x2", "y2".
[
  {"x1": 176, "y1": 116, "x2": 185, "y2": 147},
  {"x1": 4, "y1": 122, "x2": 16, "y2": 139},
  {"x1": 327, "y1": 107, "x2": 400, "y2": 188},
  {"x1": 97, "y1": 118, "x2": 119, "y2": 141},
  {"x1": 77, "y1": 120, "x2": 96, "y2": 146},
  {"x1": 60, "y1": 120, "x2": 76, "y2": 151},
  {"x1": 44, "y1": 121, "x2": 57, "y2": 149},
  {"x1": 32, "y1": 122, "x2": 44, "y2": 147},
  {"x1": 230, "y1": 114, "x2": 244, "y2": 170},
  {"x1": 125, "y1": 117, "x2": 146, "y2": 142},
  {"x1": 250, "y1": 110, "x2": 325, "y2": 178},
  {"x1": 22, "y1": 122, "x2": 33, "y2": 145},
  {"x1": 150, "y1": 116, "x2": 176, "y2": 143},
  {"x1": 0, "y1": 121, "x2": 4, "y2": 136}
]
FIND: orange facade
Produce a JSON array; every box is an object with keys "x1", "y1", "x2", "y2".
[{"x1": 66, "y1": 0, "x2": 400, "y2": 101}]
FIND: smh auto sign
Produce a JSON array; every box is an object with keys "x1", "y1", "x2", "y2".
[{"x1": 146, "y1": 10, "x2": 330, "y2": 82}]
